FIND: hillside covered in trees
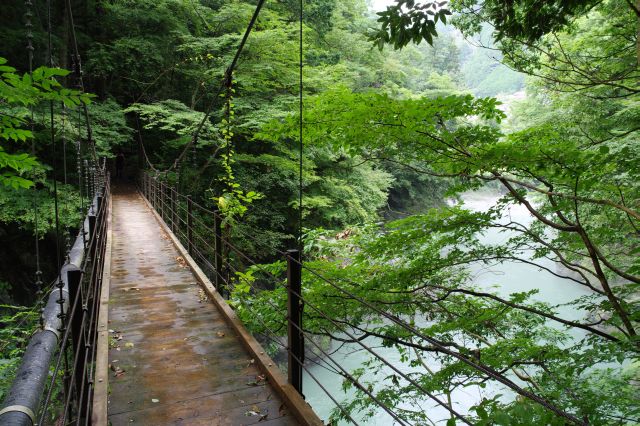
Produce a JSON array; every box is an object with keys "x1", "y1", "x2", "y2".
[{"x1": 0, "y1": 0, "x2": 639, "y2": 424}]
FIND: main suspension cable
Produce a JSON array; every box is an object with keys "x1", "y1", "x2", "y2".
[
  {"x1": 141, "y1": 0, "x2": 267, "y2": 174},
  {"x1": 64, "y1": 0, "x2": 102, "y2": 172}
]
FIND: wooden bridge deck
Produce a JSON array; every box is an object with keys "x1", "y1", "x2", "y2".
[{"x1": 102, "y1": 188, "x2": 300, "y2": 426}]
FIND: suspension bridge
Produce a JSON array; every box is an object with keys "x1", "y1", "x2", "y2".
[
  {"x1": 0, "y1": 171, "x2": 321, "y2": 426},
  {"x1": 0, "y1": 0, "x2": 595, "y2": 423}
]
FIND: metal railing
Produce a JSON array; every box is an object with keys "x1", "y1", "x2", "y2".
[
  {"x1": 138, "y1": 172, "x2": 453, "y2": 425},
  {"x1": 0, "y1": 170, "x2": 110, "y2": 426},
  {"x1": 138, "y1": 172, "x2": 305, "y2": 391},
  {"x1": 137, "y1": 171, "x2": 587, "y2": 426}
]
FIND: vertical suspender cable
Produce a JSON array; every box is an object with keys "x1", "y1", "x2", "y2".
[
  {"x1": 47, "y1": 0, "x2": 62, "y2": 274},
  {"x1": 298, "y1": 0, "x2": 303, "y2": 252},
  {"x1": 77, "y1": 111, "x2": 85, "y2": 223},
  {"x1": 25, "y1": 0, "x2": 43, "y2": 294},
  {"x1": 295, "y1": 0, "x2": 306, "y2": 396},
  {"x1": 48, "y1": 0, "x2": 70, "y2": 407},
  {"x1": 62, "y1": 104, "x2": 72, "y2": 255},
  {"x1": 62, "y1": 104, "x2": 67, "y2": 185}
]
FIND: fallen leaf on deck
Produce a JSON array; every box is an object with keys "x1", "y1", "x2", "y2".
[
  {"x1": 246, "y1": 374, "x2": 267, "y2": 387},
  {"x1": 198, "y1": 289, "x2": 209, "y2": 302},
  {"x1": 151, "y1": 398, "x2": 159, "y2": 403},
  {"x1": 175, "y1": 256, "x2": 188, "y2": 268},
  {"x1": 111, "y1": 364, "x2": 126, "y2": 377},
  {"x1": 245, "y1": 406, "x2": 262, "y2": 417},
  {"x1": 124, "y1": 342, "x2": 134, "y2": 349},
  {"x1": 216, "y1": 331, "x2": 225, "y2": 338}
]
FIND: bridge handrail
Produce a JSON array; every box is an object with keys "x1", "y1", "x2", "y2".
[
  {"x1": 138, "y1": 170, "x2": 591, "y2": 426},
  {"x1": 138, "y1": 171, "x2": 416, "y2": 425},
  {"x1": 0, "y1": 171, "x2": 111, "y2": 426}
]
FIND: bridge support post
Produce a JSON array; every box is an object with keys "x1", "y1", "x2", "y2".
[
  {"x1": 88, "y1": 205, "x2": 98, "y2": 261},
  {"x1": 286, "y1": 249, "x2": 303, "y2": 395},
  {"x1": 214, "y1": 211, "x2": 223, "y2": 295},
  {"x1": 172, "y1": 185, "x2": 178, "y2": 233},
  {"x1": 96, "y1": 190, "x2": 103, "y2": 215},
  {"x1": 163, "y1": 182, "x2": 169, "y2": 222},
  {"x1": 187, "y1": 196, "x2": 193, "y2": 256},
  {"x1": 66, "y1": 264, "x2": 86, "y2": 422},
  {"x1": 160, "y1": 181, "x2": 166, "y2": 222},
  {"x1": 154, "y1": 178, "x2": 158, "y2": 211},
  {"x1": 154, "y1": 178, "x2": 158, "y2": 212},
  {"x1": 151, "y1": 177, "x2": 155, "y2": 209}
]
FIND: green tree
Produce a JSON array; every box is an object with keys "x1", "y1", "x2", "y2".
[
  {"x1": 0, "y1": 57, "x2": 90, "y2": 188},
  {"x1": 234, "y1": 0, "x2": 640, "y2": 421}
]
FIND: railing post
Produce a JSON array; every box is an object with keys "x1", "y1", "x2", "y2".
[
  {"x1": 88, "y1": 203, "x2": 98, "y2": 260},
  {"x1": 160, "y1": 181, "x2": 165, "y2": 221},
  {"x1": 187, "y1": 196, "x2": 193, "y2": 256},
  {"x1": 214, "y1": 211, "x2": 223, "y2": 295},
  {"x1": 154, "y1": 178, "x2": 158, "y2": 212},
  {"x1": 172, "y1": 186, "x2": 177, "y2": 233},
  {"x1": 96, "y1": 191, "x2": 103, "y2": 214},
  {"x1": 151, "y1": 177, "x2": 155, "y2": 209},
  {"x1": 286, "y1": 249, "x2": 303, "y2": 395},
  {"x1": 66, "y1": 264, "x2": 85, "y2": 421}
]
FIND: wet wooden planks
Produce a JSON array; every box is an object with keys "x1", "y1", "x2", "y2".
[{"x1": 107, "y1": 189, "x2": 297, "y2": 426}]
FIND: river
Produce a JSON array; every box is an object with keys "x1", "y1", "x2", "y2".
[{"x1": 302, "y1": 189, "x2": 596, "y2": 425}]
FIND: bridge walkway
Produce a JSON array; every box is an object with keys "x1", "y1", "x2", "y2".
[{"x1": 103, "y1": 188, "x2": 299, "y2": 425}]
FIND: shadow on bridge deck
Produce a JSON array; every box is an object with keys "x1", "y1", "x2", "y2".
[{"x1": 101, "y1": 186, "x2": 300, "y2": 426}]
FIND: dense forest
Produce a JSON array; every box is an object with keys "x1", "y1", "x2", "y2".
[{"x1": 0, "y1": 0, "x2": 639, "y2": 424}]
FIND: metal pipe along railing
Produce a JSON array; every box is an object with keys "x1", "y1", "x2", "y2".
[{"x1": 0, "y1": 172, "x2": 110, "y2": 426}]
